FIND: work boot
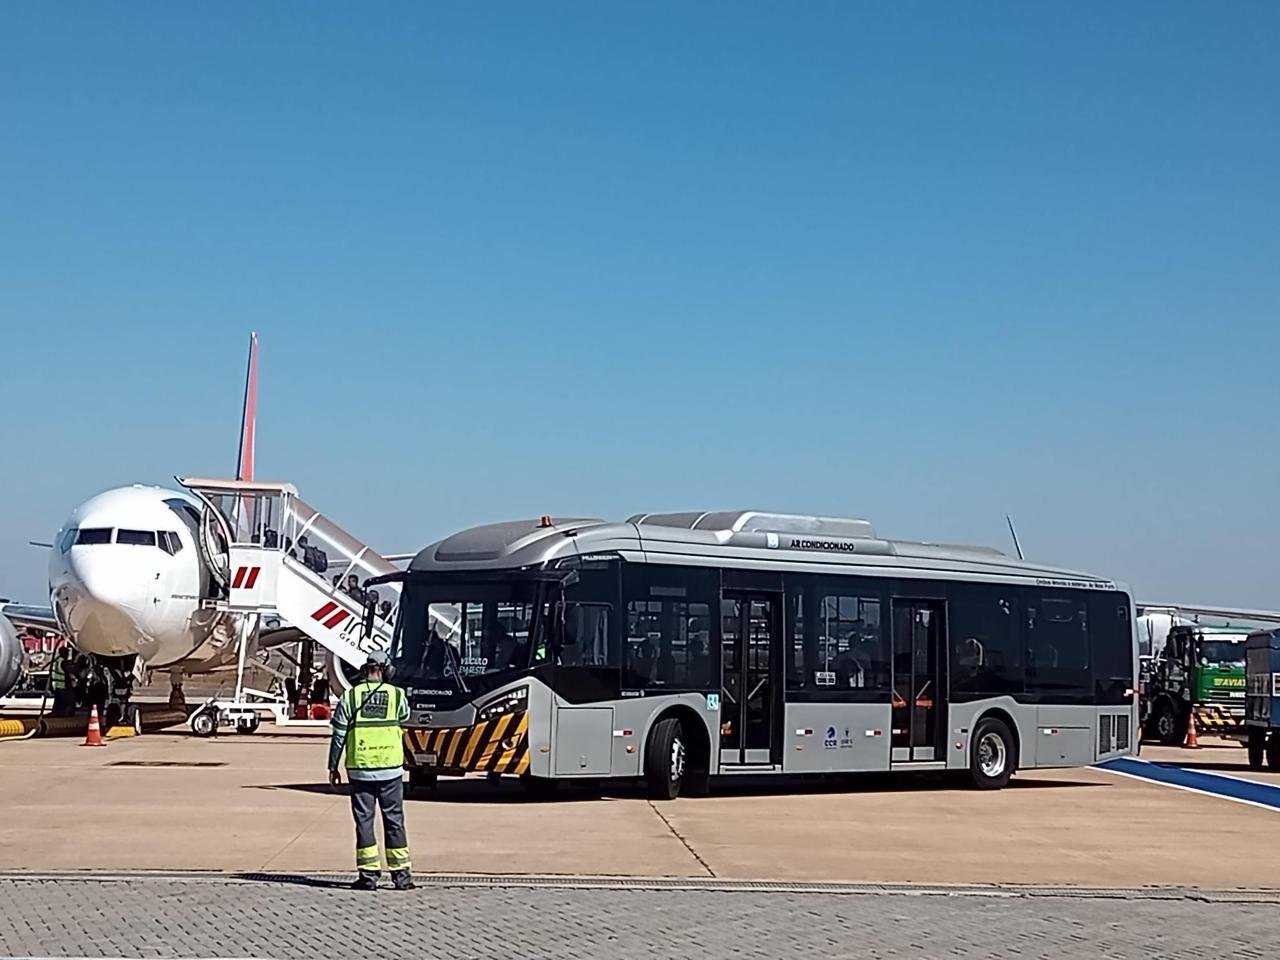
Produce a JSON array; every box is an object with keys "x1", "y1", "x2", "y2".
[
  {"x1": 391, "y1": 870, "x2": 415, "y2": 891},
  {"x1": 352, "y1": 872, "x2": 379, "y2": 891}
]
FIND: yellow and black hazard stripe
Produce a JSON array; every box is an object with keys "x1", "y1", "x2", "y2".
[
  {"x1": 1193, "y1": 704, "x2": 1245, "y2": 734},
  {"x1": 404, "y1": 710, "x2": 529, "y2": 776}
]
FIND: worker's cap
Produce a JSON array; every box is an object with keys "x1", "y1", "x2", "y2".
[{"x1": 364, "y1": 650, "x2": 390, "y2": 667}]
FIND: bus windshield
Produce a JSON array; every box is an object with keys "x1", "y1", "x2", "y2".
[{"x1": 390, "y1": 578, "x2": 554, "y2": 688}]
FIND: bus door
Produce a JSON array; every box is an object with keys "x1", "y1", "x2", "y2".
[
  {"x1": 891, "y1": 599, "x2": 945, "y2": 763},
  {"x1": 719, "y1": 593, "x2": 781, "y2": 767}
]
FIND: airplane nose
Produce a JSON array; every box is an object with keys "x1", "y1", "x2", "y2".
[{"x1": 56, "y1": 549, "x2": 149, "y2": 657}]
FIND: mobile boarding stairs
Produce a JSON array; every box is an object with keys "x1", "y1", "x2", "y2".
[{"x1": 177, "y1": 477, "x2": 404, "y2": 734}]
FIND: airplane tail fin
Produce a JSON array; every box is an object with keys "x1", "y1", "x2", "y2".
[{"x1": 236, "y1": 332, "x2": 259, "y2": 482}]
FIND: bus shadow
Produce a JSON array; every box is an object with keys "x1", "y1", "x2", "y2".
[
  {"x1": 679, "y1": 773, "x2": 1105, "y2": 800},
  {"x1": 424, "y1": 772, "x2": 1103, "y2": 803},
  {"x1": 253, "y1": 773, "x2": 1105, "y2": 804}
]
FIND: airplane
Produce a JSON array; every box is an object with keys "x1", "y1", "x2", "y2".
[{"x1": 0, "y1": 334, "x2": 326, "y2": 729}]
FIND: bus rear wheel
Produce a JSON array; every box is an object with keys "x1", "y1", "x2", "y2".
[
  {"x1": 969, "y1": 717, "x2": 1014, "y2": 790},
  {"x1": 645, "y1": 717, "x2": 685, "y2": 800}
]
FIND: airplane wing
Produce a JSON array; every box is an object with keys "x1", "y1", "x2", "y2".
[
  {"x1": 1138, "y1": 603, "x2": 1280, "y2": 625},
  {"x1": 0, "y1": 603, "x2": 59, "y2": 632}
]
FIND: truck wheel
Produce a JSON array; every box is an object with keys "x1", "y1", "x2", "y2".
[
  {"x1": 969, "y1": 716, "x2": 1014, "y2": 790},
  {"x1": 1154, "y1": 703, "x2": 1186, "y2": 747},
  {"x1": 645, "y1": 717, "x2": 685, "y2": 800},
  {"x1": 1267, "y1": 734, "x2": 1280, "y2": 771},
  {"x1": 1249, "y1": 730, "x2": 1266, "y2": 770}
]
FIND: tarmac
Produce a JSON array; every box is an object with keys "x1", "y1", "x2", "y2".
[{"x1": 1, "y1": 727, "x2": 1277, "y2": 886}]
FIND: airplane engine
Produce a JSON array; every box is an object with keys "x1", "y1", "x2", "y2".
[
  {"x1": 327, "y1": 650, "x2": 361, "y2": 696},
  {"x1": 0, "y1": 615, "x2": 24, "y2": 699}
]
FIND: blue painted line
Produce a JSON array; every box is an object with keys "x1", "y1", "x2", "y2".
[{"x1": 1099, "y1": 757, "x2": 1280, "y2": 810}]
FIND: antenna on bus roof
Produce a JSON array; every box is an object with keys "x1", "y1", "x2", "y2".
[{"x1": 1006, "y1": 514, "x2": 1025, "y2": 561}]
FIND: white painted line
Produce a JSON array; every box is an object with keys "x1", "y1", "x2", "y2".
[{"x1": 1097, "y1": 761, "x2": 1280, "y2": 815}]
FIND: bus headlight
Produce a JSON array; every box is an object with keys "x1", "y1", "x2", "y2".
[{"x1": 478, "y1": 685, "x2": 528, "y2": 721}]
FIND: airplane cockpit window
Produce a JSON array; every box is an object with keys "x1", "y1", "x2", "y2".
[
  {"x1": 76, "y1": 528, "x2": 113, "y2": 545},
  {"x1": 117, "y1": 529, "x2": 157, "y2": 547},
  {"x1": 158, "y1": 531, "x2": 183, "y2": 555},
  {"x1": 59, "y1": 528, "x2": 78, "y2": 553}
]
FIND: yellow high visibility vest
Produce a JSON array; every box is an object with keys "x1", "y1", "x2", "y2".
[
  {"x1": 51, "y1": 659, "x2": 67, "y2": 690},
  {"x1": 343, "y1": 681, "x2": 405, "y2": 770}
]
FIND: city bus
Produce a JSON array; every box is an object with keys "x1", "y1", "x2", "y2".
[{"x1": 375, "y1": 510, "x2": 1137, "y2": 798}]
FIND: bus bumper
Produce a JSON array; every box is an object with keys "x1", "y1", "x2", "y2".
[{"x1": 403, "y1": 712, "x2": 530, "y2": 777}]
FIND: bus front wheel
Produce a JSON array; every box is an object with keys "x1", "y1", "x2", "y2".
[
  {"x1": 408, "y1": 768, "x2": 437, "y2": 794},
  {"x1": 645, "y1": 717, "x2": 685, "y2": 800},
  {"x1": 969, "y1": 717, "x2": 1014, "y2": 790}
]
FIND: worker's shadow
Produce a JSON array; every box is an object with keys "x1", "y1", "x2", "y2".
[
  {"x1": 249, "y1": 783, "x2": 354, "y2": 797},
  {"x1": 233, "y1": 872, "x2": 354, "y2": 889}
]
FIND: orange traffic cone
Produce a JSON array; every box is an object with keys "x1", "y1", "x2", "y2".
[
  {"x1": 1184, "y1": 711, "x2": 1200, "y2": 750},
  {"x1": 81, "y1": 706, "x2": 106, "y2": 748}
]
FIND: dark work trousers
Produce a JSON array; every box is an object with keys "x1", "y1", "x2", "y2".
[
  {"x1": 51, "y1": 688, "x2": 75, "y2": 717},
  {"x1": 349, "y1": 776, "x2": 410, "y2": 876}
]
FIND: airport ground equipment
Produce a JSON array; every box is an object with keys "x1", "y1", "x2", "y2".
[
  {"x1": 1142, "y1": 624, "x2": 1248, "y2": 745},
  {"x1": 176, "y1": 478, "x2": 402, "y2": 736},
  {"x1": 1245, "y1": 628, "x2": 1280, "y2": 770},
  {"x1": 376, "y1": 510, "x2": 1137, "y2": 798}
]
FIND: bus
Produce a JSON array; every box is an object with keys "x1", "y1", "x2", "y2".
[{"x1": 377, "y1": 510, "x2": 1137, "y2": 798}]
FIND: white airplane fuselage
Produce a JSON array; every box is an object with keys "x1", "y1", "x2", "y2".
[{"x1": 49, "y1": 485, "x2": 246, "y2": 674}]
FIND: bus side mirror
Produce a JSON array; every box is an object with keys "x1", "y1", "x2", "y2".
[{"x1": 362, "y1": 597, "x2": 376, "y2": 640}]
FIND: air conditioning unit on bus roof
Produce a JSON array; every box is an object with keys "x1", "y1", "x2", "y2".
[{"x1": 628, "y1": 510, "x2": 878, "y2": 540}]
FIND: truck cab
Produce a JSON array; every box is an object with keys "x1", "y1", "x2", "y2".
[{"x1": 1143, "y1": 625, "x2": 1248, "y2": 745}]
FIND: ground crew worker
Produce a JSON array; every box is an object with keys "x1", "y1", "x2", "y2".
[
  {"x1": 328, "y1": 651, "x2": 413, "y2": 891},
  {"x1": 50, "y1": 647, "x2": 74, "y2": 717}
]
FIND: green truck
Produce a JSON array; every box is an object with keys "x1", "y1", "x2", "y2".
[{"x1": 1142, "y1": 625, "x2": 1248, "y2": 745}]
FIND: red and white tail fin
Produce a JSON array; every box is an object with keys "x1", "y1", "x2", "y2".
[{"x1": 236, "y1": 332, "x2": 259, "y2": 482}]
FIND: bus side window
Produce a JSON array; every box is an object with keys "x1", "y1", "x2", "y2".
[
  {"x1": 621, "y1": 564, "x2": 717, "y2": 691},
  {"x1": 948, "y1": 586, "x2": 1022, "y2": 698}
]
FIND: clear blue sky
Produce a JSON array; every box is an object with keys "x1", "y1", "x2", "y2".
[{"x1": 1, "y1": 4, "x2": 1277, "y2": 607}]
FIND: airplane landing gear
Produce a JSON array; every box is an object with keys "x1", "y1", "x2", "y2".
[
  {"x1": 82, "y1": 654, "x2": 138, "y2": 733},
  {"x1": 168, "y1": 669, "x2": 187, "y2": 712}
]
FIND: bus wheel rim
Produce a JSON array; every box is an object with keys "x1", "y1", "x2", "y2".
[
  {"x1": 670, "y1": 738, "x2": 685, "y2": 782},
  {"x1": 978, "y1": 732, "x2": 1006, "y2": 778}
]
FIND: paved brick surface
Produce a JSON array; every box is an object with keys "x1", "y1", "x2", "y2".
[{"x1": 0, "y1": 876, "x2": 1277, "y2": 959}]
